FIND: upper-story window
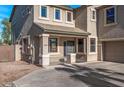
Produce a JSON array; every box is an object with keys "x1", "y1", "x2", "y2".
[
  {"x1": 66, "y1": 11, "x2": 73, "y2": 23},
  {"x1": 104, "y1": 6, "x2": 117, "y2": 26},
  {"x1": 40, "y1": 6, "x2": 49, "y2": 19},
  {"x1": 54, "y1": 8, "x2": 62, "y2": 21},
  {"x1": 91, "y1": 8, "x2": 96, "y2": 21}
]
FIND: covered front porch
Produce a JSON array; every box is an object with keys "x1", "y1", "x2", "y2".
[
  {"x1": 49, "y1": 34, "x2": 87, "y2": 64},
  {"x1": 21, "y1": 23, "x2": 91, "y2": 66},
  {"x1": 37, "y1": 32, "x2": 90, "y2": 66}
]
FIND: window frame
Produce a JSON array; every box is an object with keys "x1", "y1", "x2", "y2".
[
  {"x1": 54, "y1": 8, "x2": 62, "y2": 22},
  {"x1": 89, "y1": 37, "x2": 97, "y2": 54},
  {"x1": 65, "y1": 11, "x2": 73, "y2": 23},
  {"x1": 104, "y1": 6, "x2": 117, "y2": 26},
  {"x1": 49, "y1": 38, "x2": 59, "y2": 54},
  {"x1": 90, "y1": 8, "x2": 96, "y2": 22},
  {"x1": 39, "y1": 5, "x2": 49, "y2": 20}
]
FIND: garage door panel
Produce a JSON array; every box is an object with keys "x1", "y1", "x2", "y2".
[{"x1": 104, "y1": 41, "x2": 124, "y2": 62}]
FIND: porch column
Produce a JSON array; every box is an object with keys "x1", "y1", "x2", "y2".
[
  {"x1": 31, "y1": 41, "x2": 35, "y2": 64},
  {"x1": 14, "y1": 44, "x2": 21, "y2": 61},
  {"x1": 101, "y1": 42, "x2": 104, "y2": 61},
  {"x1": 84, "y1": 38, "x2": 87, "y2": 54},
  {"x1": 75, "y1": 38, "x2": 78, "y2": 53},
  {"x1": 39, "y1": 34, "x2": 50, "y2": 66},
  {"x1": 22, "y1": 38, "x2": 24, "y2": 54}
]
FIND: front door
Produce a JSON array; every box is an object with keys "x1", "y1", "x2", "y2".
[{"x1": 64, "y1": 41, "x2": 75, "y2": 56}]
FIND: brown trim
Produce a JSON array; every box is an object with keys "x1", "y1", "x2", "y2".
[
  {"x1": 9, "y1": 5, "x2": 17, "y2": 22},
  {"x1": 100, "y1": 38, "x2": 124, "y2": 41},
  {"x1": 44, "y1": 29, "x2": 90, "y2": 36},
  {"x1": 50, "y1": 34, "x2": 87, "y2": 38}
]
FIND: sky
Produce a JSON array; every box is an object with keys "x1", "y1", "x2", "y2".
[
  {"x1": 0, "y1": 5, "x2": 13, "y2": 33},
  {"x1": 0, "y1": 5, "x2": 80, "y2": 34}
]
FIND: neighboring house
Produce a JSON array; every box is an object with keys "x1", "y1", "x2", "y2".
[
  {"x1": 97, "y1": 5, "x2": 124, "y2": 62},
  {"x1": 9, "y1": 5, "x2": 124, "y2": 66}
]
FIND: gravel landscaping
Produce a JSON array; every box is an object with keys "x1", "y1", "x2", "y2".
[{"x1": 0, "y1": 61, "x2": 40, "y2": 86}]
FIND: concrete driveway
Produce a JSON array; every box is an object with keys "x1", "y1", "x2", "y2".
[{"x1": 14, "y1": 62, "x2": 124, "y2": 87}]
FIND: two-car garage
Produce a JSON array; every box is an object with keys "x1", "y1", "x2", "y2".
[{"x1": 103, "y1": 41, "x2": 124, "y2": 63}]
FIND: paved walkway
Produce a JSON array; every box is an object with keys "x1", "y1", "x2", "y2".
[{"x1": 14, "y1": 62, "x2": 124, "y2": 87}]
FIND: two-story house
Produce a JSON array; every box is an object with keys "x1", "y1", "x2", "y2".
[
  {"x1": 10, "y1": 5, "x2": 92, "y2": 66},
  {"x1": 97, "y1": 5, "x2": 124, "y2": 62},
  {"x1": 9, "y1": 5, "x2": 124, "y2": 67}
]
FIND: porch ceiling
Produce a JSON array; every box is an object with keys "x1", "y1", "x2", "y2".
[{"x1": 35, "y1": 23, "x2": 90, "y2": 36}]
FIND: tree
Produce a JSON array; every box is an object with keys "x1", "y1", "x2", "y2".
[
  {"x1": 1, "y1": 18, "x2": 11, "y2": 45},
  {"x1": 0, "y1": 39, "x2": 2, "y2": 45}
]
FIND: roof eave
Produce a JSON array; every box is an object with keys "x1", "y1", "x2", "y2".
[
  {"x1": 44, "y1": 29, "x2": 91, "y2": 36},
  {"x1": 9, "y1": 5, "x2": 17, "y2": 22},
  {"x1": 95, "y1": 5, "x2": 112, "y2": 10},
  {"x1": 49, "y1": 5, "x2": 73, "y2": 11}
]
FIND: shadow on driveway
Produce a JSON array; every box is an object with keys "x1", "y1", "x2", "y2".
[{"x1": 55, "y1": 63, "x2": 124, "y2": 87}]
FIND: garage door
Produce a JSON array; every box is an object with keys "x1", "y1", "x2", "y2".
[{"x1": 103, "y1": 41, "x2": 124, "y2": 62}]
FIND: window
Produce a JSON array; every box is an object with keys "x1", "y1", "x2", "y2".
[
  {"x1": 66, "y1": 41, "x2": 75, "y2": 53},
  {"x1": 78, "y1": 39, "x2": 84, "y2": 52},
  {"x1": 66, "y1": 11, "x2": 72, "y2": 22},
  {"x1": 91, "y1": 8, "x2": 96, "y2": 21},
  {"x1": 54, "y1": 8, "x2": 61, "y2": 21},
  {"x1": 90, "y1": 38, "x2": 96, "y2": 52},
  {"x1": 40, "y1": 6, "x2": 48, "y2": 18},
  {"x1": 49, "y1": 38, "x2": 58, "y2": 52},
  {"x1": 105, "y1": 6, "x2": 116, "y2": 25}
]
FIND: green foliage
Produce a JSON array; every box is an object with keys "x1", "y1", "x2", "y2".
[
  {"x1": 1, "y1": 18, "x2": 11, "y2": 45},
  {"x1": 0, "y1": 39, "x2": 2, "y2": 45}
]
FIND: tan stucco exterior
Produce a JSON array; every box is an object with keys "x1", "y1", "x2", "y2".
[
  {"x1": 74, "y1": 6, "x2": 87, "y2": 31},
  {"x1": 97, "y1": 5, "x2": 124, "y2": 40},
  {"x1": 33, "y1": 5, "x2": 75, "y2": 28},
  {"x1": 97, "y1": 5, "x2": 124, "y2": 62},
  {"x1": 15, "y1": 44, "x2": 21, "y2": 61},
  {"x1": 86, "y1": 6, "x2": 98, "y2": 61},
  {"x1": 49, "y1": 35, "x2": 87, "y2": 64},
  {"x1": 10, "y1": 5, "x2": 124, "y2": 66}
]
